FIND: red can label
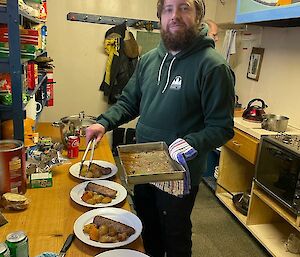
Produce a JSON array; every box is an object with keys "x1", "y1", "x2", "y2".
[
  {"x1": 67, "y1": 136, "x2": 79, "y2": 159},
  {"x1": 0, "y1": 140, "x2": 27, "y2": 195}
]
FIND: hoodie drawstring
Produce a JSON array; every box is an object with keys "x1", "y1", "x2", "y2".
[
  {"x1": 157, "y1": 53, "x2": 168, "y2": 86},
  {"x1": 161, "y1": 56, "x2": 176, "y2": 94}
]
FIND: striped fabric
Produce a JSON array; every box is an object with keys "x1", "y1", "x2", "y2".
[{"x1": 151, "y1": 138, "x2": 198, "y2": 197}]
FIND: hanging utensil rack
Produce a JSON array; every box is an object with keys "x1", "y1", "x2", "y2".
[{"x1": 67, "y1": 12, "x2": 160, "y2": 31}]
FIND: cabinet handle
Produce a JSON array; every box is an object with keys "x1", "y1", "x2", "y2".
[{"x1": 232, "y1": 140, "x2": 241, "y2": 148}]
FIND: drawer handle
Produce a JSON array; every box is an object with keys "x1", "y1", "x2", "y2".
[{"x1": 232, "y1": 140, "x2": 241, "y2": 148}]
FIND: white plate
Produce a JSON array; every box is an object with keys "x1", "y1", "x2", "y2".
[
  {"x1": 69, "y1": 160, "x2": 117, "y2": 180},
  {"x1": 95, "y1": 249, "x2": 149, "y2": 257},
  {"x1": 70, "y1": 180, "x2": 128, "y2": 208},
  {"x1": 74, "y1": 207, "x2": 142, "y2": 248}
]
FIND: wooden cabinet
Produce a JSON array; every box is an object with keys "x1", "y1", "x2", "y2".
[
  {"x1": 216, "y1": 128, "x2": 300, "y2": 257},
  {"x1": 215, "y1": 0, "x2": 237, "y2": 25}
]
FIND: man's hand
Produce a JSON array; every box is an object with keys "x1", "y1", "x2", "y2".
[{"x1": 85, "y1": 123, "x2": 106, "y2": 144}]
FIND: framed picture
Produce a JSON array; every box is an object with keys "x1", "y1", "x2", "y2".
[{"x1": 247, "y1": 47, "x2": 265, "y2": 81}]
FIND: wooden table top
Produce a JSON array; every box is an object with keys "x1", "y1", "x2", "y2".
[{"x1": 0, "y1": 123, "x2": 144, "y2": 257}]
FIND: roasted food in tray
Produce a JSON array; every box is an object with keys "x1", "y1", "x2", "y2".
[
  {"x1": 83, "y1": 215, "x2": 135, "y2": 243},
  {"x1": 79, "y1": 163, "x2": 112, "y2": 178},
  {"x1": 81, "y1": 182, "x2": 117, "y2": 205},
  {"x1": 121, "y1": 150, "x2": 175, "y2": 175},
  {"x1": 117, "y1": 142, "x2": 185, "y2": 184}
]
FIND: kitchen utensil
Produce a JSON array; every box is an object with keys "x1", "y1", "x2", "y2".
[
  {"x1": 35, "y1": 234, "x2": 75, "y2": 257},
  {"x1": 88, "y1": 138, "x2": 96, "y2": 171},
  {"x1": 57, "y1": 233, "x2": 75, "y2": 257},
  {"x1": 79, "y1": 139, "x2": 93, "y2": 172},
  {"x1": 52, "y1": 111, "x2": 97, "y2": 150},
  {"x1": 242, "y1": 98, "x2": 267, "y2": 123},
  {"x1": 217, "y1": 183, "x2": 249, "y2": 216},
  {"x1": 261, "y1": 114, "x2": 289, "y2": 132}
]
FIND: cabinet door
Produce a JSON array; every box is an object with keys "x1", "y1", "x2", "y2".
[{"x1": 215, "y1": 0, "x2": 237, "y2": 24}]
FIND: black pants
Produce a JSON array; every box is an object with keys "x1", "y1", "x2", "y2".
[{"x1": 133, "y1": 184, "x2": 199, "y2": 257}]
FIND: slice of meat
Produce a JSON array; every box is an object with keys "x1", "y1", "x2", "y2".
[
  {"x1": 85, "y1": 182, "x2": 117, "y2": 198},
  {"x1": 93, "y1": 215, "x2": 135, "y2": 236},
  {"x1": 89, "y1": 163, "x2": 112, "y2": 175}
]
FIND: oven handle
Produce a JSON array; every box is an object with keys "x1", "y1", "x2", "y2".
[{"x1": 268, "y1": 147, "x2": 293, "y2": 161}]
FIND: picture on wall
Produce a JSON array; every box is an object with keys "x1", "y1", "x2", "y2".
[{"x1": 247, "y1": 47, "x2": 265, "y2": 81}]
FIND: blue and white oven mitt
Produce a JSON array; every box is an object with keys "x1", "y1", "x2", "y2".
[{"x1": 151, "y1": 138, "x2": 198, "y2": 197}]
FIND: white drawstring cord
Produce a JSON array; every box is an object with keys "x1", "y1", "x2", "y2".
[
  {"x1": 161, "y1": 57, "x2": 176, "y2": 94},
  {"x1": 157, "y1": 53, "x2": 168, "y2": 85}
]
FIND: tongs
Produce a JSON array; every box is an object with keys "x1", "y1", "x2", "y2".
[{"x1": 79, "y1": 138, "x2": 96, "y2": 172}]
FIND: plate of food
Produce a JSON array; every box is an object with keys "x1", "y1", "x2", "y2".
[
  {"x1": 70, "y1": 180, "x2": 127, "y2": 208},
  {"x1": 74, "y1": 207, "x2": 142, "y2": 248},
  {"x1": 95, "y1": 249, "x2": 149, "y2": 257},
  {"x1": 69, "y1": 160, "x2": 117, "y2": 180}
]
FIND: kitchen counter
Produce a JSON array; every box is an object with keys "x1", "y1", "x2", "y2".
[
  {"x1": 234, "y1": 117, "x2": 300, "y2": 139},
  {"x1": 0, "y1": 123, "x2": 144, "y2": 256}
]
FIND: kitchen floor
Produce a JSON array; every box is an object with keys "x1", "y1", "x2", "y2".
[
  {"x1": 191, "y1": 183, "x2": 270, "y2": 257},
  {"x1": 115, "y1": 157, "x2": 270, "y2": 257}
]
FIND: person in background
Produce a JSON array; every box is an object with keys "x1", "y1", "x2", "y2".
[
  {"x1": 205, "y1": 18, "x2": 219, "y2": 42},
  {"x1": 86, "y1": 0, "x2": 235, "y2": 256}
]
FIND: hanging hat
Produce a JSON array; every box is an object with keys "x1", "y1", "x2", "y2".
[{"x1": 123, "y1": 30, "x2": 139, "y2": 59}]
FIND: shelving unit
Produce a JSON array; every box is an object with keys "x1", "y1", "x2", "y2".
[
  {"x1": 0, "y1": 0, "x2": 23, "y2": 141},
  {"x1": 216, "y1": 128, "x2": 300, "y2": 257},
  {"x1": 0, "y1": 0, "x2": 48, "y2": 141}
]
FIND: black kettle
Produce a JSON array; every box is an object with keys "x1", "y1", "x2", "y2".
[{"x1": 242, "y1": 98, "x2": 268, "y2": 123}]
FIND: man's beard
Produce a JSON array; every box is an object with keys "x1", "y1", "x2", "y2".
[{"x1": 161, "y1": 23, "x2": 198, "y2": 52}]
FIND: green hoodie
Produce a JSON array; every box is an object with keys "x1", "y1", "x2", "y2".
[{"x1": 97, "y1": 34, "x2": 235, "y2": 185}]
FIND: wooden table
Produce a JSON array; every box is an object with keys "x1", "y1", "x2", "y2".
[{"x1": 0, "y1": 123, "x2": 144, "y2": 256}]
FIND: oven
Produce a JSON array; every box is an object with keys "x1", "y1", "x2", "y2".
[{"x1": 255, "y1": 134, "x2": 300, "y2": 215}]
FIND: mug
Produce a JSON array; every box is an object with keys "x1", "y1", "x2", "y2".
[{"x1": 25, "y1": 95, "x2": 42, "y2": 120}]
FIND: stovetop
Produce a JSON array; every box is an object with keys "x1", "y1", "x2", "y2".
[{"x1": 267, "y1": 134, "x2": 300, "y2": 154}]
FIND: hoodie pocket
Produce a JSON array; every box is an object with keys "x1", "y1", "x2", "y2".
[{"x1": 136, "y1": 122, "x2": 177, "y2": 145}]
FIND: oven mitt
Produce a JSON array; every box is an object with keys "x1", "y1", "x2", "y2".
[{"x1": 151, "y1": 138, "x2": 197, "y2": 197}]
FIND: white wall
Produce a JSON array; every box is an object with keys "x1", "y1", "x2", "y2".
[
  {"x1": 40, "y1": 0, "x2": 218, "y2": 123},
  {"x1": 40, "y1": 0, "x2": 158, "y2": 122},
  {"x1": 231, "y1": 26, "x2": 300, "y2": 128}
]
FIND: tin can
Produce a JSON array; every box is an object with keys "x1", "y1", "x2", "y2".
[
  {"x1": 67, "y1": 136, "x2": 79, "y2": 159},
  {"x1": 0, "y1": 242, "x2": 10, "y2": 257},
  {"x1": 0, "y1": 140, "x2": 27, "y2": 195},
  {"x1": 5, "y1": 231, "x2": 28, "y2": 257}
]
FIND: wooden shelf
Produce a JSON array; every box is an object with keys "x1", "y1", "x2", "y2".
[
  {"x1": 252, "y1": 188, "x2": 300, "y2": 231},
  {"x1": 216, "y1": 192, "x2": 247, "y2": 225},
  {"x1": 248, "y1": 223, "x2": 297, "y2": 257}
]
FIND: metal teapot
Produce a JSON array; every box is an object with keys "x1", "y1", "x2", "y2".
[
  {"x1": 242, "y1": 98, "x2": 268, "y2": 123},
  {"x1": 53, "y1": 111, "x2": 97, "y2": 150}
]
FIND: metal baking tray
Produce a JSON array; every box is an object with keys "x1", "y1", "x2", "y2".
[{"x1": 117, "y1": 141, "x2": 185, "y2": 185}]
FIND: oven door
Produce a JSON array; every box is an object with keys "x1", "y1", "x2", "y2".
[{"x1": 255, "y1": 139, "x2": 300, "y2": 212}]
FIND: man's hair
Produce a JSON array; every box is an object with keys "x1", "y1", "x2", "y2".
[{"x1": 157, "y1": 0, "x2": 205, "y2": 23}]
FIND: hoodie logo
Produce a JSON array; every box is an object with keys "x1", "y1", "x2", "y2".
[{"x1": 170, "y1": 76, "x2": 182, "y2": 90}]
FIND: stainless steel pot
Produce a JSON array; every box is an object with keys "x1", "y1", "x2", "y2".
[
  {"x1": 53, "y1": 111, "x2": 97, "y2": 150},
  {"x1": 261, "y1": 114, "x2": 289, "y2": 132}
]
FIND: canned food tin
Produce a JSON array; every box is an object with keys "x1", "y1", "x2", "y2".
[
  {"x1": 5, "y1": 231, "x2": 28, "y2": 257},
  {"x1": 0, "y1": 140, "x2": 27, "y2": 195},
  {"x1": 67, "y1": 136, "x2": 79, "y2": 159},
  {"x1": 0, "y1": 242, "x2": 10, "y2": 257}
]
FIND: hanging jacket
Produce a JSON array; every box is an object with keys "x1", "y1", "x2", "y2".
[
  {"x1": 100, "y1": 22, "x2": 138, "y2": 104},
  {"x1": 97, "y1": 33, "x2": 235, "y2": 185}
]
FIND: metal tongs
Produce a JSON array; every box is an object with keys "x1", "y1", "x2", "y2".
[{"x1": 79, "y1": 138, "x2": 96, "y2": 172}]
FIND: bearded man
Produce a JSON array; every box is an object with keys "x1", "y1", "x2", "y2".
[{"x1": 86, "y1": 1, "x2": 235, "y2": 256}]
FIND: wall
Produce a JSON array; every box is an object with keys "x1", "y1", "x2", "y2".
[
  {"x1": 40, "y1": 0, "x2": 217, "y2": 123},
  {"x1": 231, "y1": 26, "x2": 300, "y2": 128},
  {"x1": 40, "y1": 0, "x2": 157, "y2": 123}
]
